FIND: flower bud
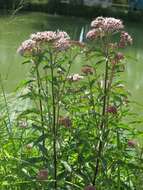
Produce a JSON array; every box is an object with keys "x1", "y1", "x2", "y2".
[
  {"x1": 115, "y1": 52, "x2": 124, "y2": 62},
  {"x1": 128, "y1": 140, "x2": 137, "y2": 148},
  {"x1": 81, "y1": 65, "x2": 94, "y2": 75},
  {"x1": 119, "y1": 31, "x2": 133, "y2": 48},
  {"x1": 59, "y1": 116, "x2": 72, "y2": 128},
  {"x1": 37, "y1": 169, "x2": 48, "y2": 180},
  {"x1": 107, "y1": 106, "x2": 117, "y2": 114},
  {"x1": 84, "y1": 185, "x2": 96, "y2": 190}
]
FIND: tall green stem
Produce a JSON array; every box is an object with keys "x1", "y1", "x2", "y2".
[
  {"x1": 117, "y1": 130, "x2": 121, "y2": 190},
  {"x1": 44, "y1": 69, "x2": 51, "y2": 129},
  {"x1": 93, "y1": 56, "x2": 109, "y2": 185},
  {"x1": 88, "y1": 76, "x2": 98, "y2": 126},
  {"x1": 50, "y1": 53, "x2": 57, "y2": 190},
  {"x1": 56, "y1": 59, "x2": 72, "y2": 127},
  {"x1": 35, "y1": 64, "x2": 46, "y2": 164}
]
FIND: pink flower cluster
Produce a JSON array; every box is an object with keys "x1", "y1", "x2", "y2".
[
  {"x1": 91, "y1": 17, "x2": 124, "y2": 33},
  {"x1": 86, "y1": 17, "x2": 124, "y2": 40},
  {"x1": 86, "y1": 28, "x2": 103, "y2": 40},
  {"x1": 86, "y1": 17, "x2": 132, "y2": 48},
  {"x1": 119, "y1": 31, "x2": 133, "y2": 48},
  {"x1": 17, "y1": 39, "x2": 39, "y2": 56},
  {"x1": 54, "y1": 38, "x2": 71, "y2": 51},
  {"x1": 57, "y1": 31, "x2": 70, "y2": 40},
  {"x1": 17, "y1": 31, "x2": 71, "y2": 56},
  {"x1": 31, "y1": 31, "x2": 70, "y2": 43},
  {"x1": 30, "y1": 31, "x2": 57, "y2": 42}
]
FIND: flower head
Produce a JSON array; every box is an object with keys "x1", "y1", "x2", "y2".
[
  {"x1": 18, "y1": 31, "x2": 71, "y2": 56},
  {"x1": 86, "y1": 29, "x2": 103, "y2": 40},
  {"x1": 30, "y1": 31, "x2": 57, "y2": 43},
  {"x1": 30, "y1": 31, "x2": 70, "y2": 43},
  {"x1": 56, "y1": 31, "x2": 70, "y2": 40},
  {"x1": 119, "y1": 31, "x2": 133, "y2": 48},
  {"x1": 86, "y1": 17, "x2": 133, "y2": 46},
  {"x1": 91, "y1": 16, "x2": 105, "y2": 28},
  {"x1": 91, "y1": 17, "x2": 124, "y2": 34},
  {"x1": 107, "y1": 106, "x2": 117, "y2": 114},
  {"x1": 17, "y1": 39, "x2": 39, "y2": 56},
  {"x1": 54, "y1": 38, "x2": 71, "y2": 51}
]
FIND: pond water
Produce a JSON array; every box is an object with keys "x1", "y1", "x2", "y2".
[{"x1": 0, "y1": 12, "x2": 143, "y2": 111}]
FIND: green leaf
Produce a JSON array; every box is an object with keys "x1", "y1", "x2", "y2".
[{"x1": 61, "y1": 160, "x2": 72, "y2": 173}]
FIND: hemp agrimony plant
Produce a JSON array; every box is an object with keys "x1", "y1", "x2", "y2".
[
  {"x1": 59, "y1": 17, "x2": 140, "y2": 190},
  {"x1": 17, "y1": 30, "x2": 84, "y2": 190},
  {"x1": 83, "y1": 17, "x2": 133, "y2": 189},
  {"x1": 15, "y1": 17, "x2": 143, "y2": 190}
]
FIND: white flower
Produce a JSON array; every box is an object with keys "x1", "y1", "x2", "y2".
[{"x1": 67, "y1": 74, "x2": 84, "y2": 82}]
